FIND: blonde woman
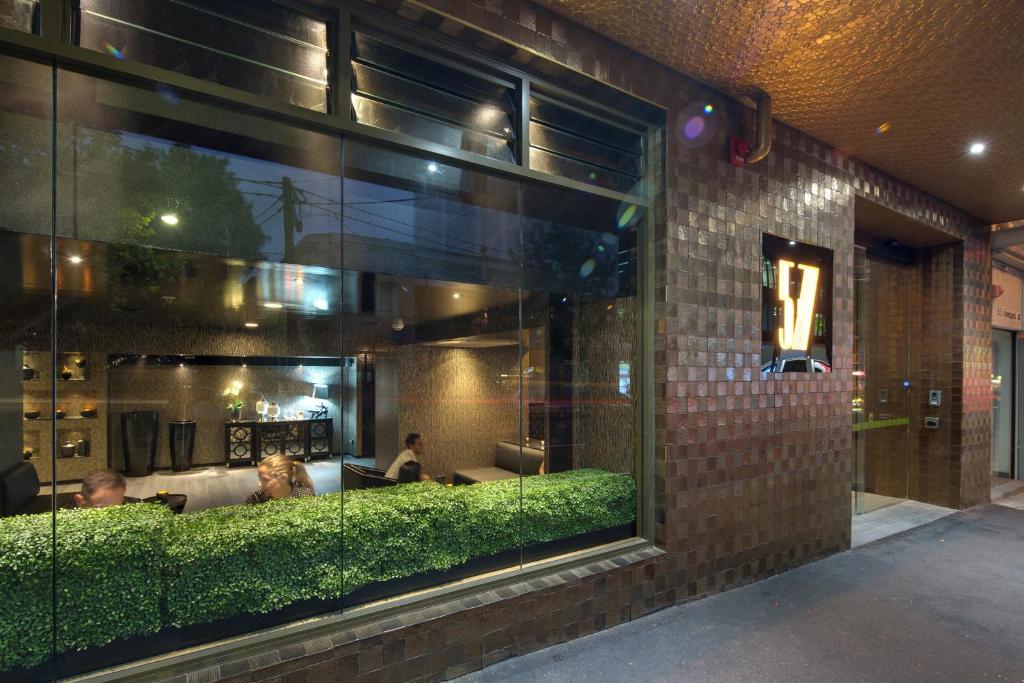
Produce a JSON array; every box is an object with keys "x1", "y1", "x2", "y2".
[{"x1": 244, "y1": 455, "x2": 315, "y2": 504}]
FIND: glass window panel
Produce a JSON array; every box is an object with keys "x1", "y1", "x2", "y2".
[
  {"x1": 530, "y1": 120, "x2": 641, "y2": 177},
  {"x1": 529, "y1": 146, "x2": 641, "y2": 194},
  {"x1": 530, "y1": 96, "x2": 642, "y2": 155},
  {"x1": 0, "y1": 0, "x2": 37, "y2": 32},
  {"x1": 351, "y1": 32, "x2": 517, "y2": 163},
  {"x1": 0, "y1": 54, "x2": 54, "y2": 682},
  {"x1": 519, "y1": 179, "x2": 641, "y2": 561},
  {"x1": 51, "y1": 67, "x2": 343, "y2": 677},
  {"x1": 352, "y1": 95, "x2": 514, "y2": 164},
  {"x1": 528, "y1": 95, "x2": 644, "y2": 194},
  {"x1": 77, "y1": 0, "x2": 330, "y2": 111},
  {"x1": 341, "y1": 141, "x2": 524, "y2": 605}
]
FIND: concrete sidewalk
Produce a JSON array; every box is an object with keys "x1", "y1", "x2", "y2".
[{"x1": 460, "y1": 494, "x2": 1024, "y2": 683}]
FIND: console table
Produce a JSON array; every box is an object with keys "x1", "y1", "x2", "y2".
[{"x1": 224, "y1": 418, "x2": 334, "y2": 467}]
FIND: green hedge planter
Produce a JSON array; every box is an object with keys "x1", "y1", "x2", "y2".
[
  {"x1": 0, "y1": 469, "x2": 635, "y2": 673},
  {"x1": 0, "y1": 503, "x2": 172, "y2": 671}
]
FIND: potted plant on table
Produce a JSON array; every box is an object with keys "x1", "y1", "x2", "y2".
[{"x1": 224, "y1": 385, "x2": 244, "y2": 422}]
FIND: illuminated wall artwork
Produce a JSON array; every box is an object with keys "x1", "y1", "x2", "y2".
[{"x1": 760, "y1": 235, "x2": 833, "y2": 374}]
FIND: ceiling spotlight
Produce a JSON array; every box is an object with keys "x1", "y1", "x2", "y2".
[
  {"x1": 427, "y1": 162, "x2": 439, "y2": 173},
  {"x1": 68, "y1": 255, "x2": 83, "y2": 264},
  {"x1": 244, "y1": 322, "x2": 259, "y2": 328},
  {"x1": 262, "y1": 302, "x2": 283, "y2": 309},
  {"x1": 452, "y1": 292, "x2": 461, "y2": 299},
  {"x1": 969, "y1": 142, "x2": 986, "y2": 155},
  {"x1": 160, "y1": 213, "x2": 179, "y2": 226},
  {"x1": 703, "y1": 104, "x2": 714, "y2": 114},
  {"x1": 788, "y1": 240, "x2": 796, "y2": 246}
]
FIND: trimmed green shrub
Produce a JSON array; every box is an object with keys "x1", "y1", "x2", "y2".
[
  {"x1": 0, "y1": 470, "x2": 635, "y2": 672},
  {"x1": 342, "y1": 483, "x2": 472, "y2": 593},
  {"x1": 164, "y1": 494, "x2": 344, "y2": 627},
  {"x1": 0, "y1": 503, "x2": 172, "y2": 671},
  {"x1": 0, "y1": 510, "x2": 52, "y2": 671}
]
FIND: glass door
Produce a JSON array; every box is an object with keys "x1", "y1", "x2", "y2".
[
  {"x1": 993, "y1": 328, "x2": 1014, "y2": 478},
  {"x1": 852, "y1": 246, "x2": 912, "y2": 515}
]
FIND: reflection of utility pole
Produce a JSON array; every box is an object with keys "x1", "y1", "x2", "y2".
[{"x1": 281, "y1": 176, "x2": 303, "y2": 261}]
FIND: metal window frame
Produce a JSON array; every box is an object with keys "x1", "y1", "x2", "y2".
[{"x1": 0, "y1": 0, "x2": 662, "y2": 626}]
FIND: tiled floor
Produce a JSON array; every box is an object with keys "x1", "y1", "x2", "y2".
[
  {"x1": 851, "y1": 498, "x2": 955, "y2": 547},
  {"x1": 40, "y1": 455, "x2": 371, "y2": 513}
]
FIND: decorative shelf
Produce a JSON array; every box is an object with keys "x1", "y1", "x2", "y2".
[{"x1": 24, "y1": 416, "x2": 100, "y2": 422}]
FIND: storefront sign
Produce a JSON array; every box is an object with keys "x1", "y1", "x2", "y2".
[
  {"x1": 992, "y1": 267, "x2": 1023, "y2": 330},
  {"x1": 761, "y1": 235, "x2": 833, "y2": 374},
  {"x1": 777, "y1": 259, "x2": 820, "y2": 351}
]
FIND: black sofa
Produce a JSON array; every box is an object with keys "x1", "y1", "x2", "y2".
[
  {"x1": 453, "y1": 442, "x2": 545, "y2": 484},
  {"x1": 0, "y1": 462, "x2": 77, "y2": 516},
  {"x1": 342, "y1": 461, "x2": 421, "y2": 490}
]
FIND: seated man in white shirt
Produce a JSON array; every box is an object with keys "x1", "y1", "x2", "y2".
[{"x1": 385, "y1": 432, "x2": 431, "y2": 481}]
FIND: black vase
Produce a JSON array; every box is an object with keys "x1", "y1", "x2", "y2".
[
  {"x1": 169, "y1": 420, "x2": 196, "y2": 472},
  {"x1": 122, "y1": 411, "x2": 159, "y2": 477}
]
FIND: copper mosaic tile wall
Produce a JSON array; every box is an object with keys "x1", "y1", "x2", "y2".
[
  {"x1": 165, "y1": 0, "x2": 992, "y2": 681},
  {"x1": 395, "y1": 345, "x2": 520, "y2": 479}
]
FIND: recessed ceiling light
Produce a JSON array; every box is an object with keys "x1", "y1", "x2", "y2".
[
  {"x1": 245, "y1": 322, "x2": 258, "y2": 328},
  {"x1": 68, "y1": 255, "x2": 83, "y2": 264},
  {"x1": 262, "y1": 302, "x2": 283, "y2": 309},
  {"x1": 452, "y1": 292, "x2": 461, "y2": 299},
  {"x1": 427, "y1": 162, "x2": 439, "y2": 173},
  {"x1": 160, "y1": 213, "x2": 179, "y2": 226},
  {"x1": 788, "y1": 240, "x2": 796, "y2": 246},
  {"x1": 969, "y1": 142, "x2": 986, "y2": 155}
]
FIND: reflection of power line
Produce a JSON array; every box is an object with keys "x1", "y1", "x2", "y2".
[
  {"x1": 345, "y1": 215, "x2": 484, "y2": 258},
  {"x1": 235, "y1": 176, "x2": 516, "y2": 260}
]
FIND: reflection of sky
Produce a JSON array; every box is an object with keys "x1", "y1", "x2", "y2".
[{"x1": 343, "y1": 176, "x2": 519, "y2": 261}]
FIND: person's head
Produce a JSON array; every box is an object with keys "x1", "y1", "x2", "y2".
[
  {"x1": 75, "y1": 469, "x2": 126, "y2": 508},
  {"x1": 257, "y1": 455, "x2": 314, "y2": 498},
  {"x1": 405, "y1": 433, "x2": 424, "y2": 456}
]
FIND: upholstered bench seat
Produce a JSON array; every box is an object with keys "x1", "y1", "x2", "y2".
[{"x1": 453, "y1": 441, "x2": 544, "y2": 485}]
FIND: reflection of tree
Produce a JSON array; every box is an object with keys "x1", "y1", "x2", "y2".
[
  {"x1": 63, "y1": 131, "x2": 266, "y2": 309},
  {"x1": 71, "y1": 132, "x2": 265, "y2": 260}
]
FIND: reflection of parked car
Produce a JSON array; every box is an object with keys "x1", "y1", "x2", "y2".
[{"x1": 761, "y1": 356, "x2": 831, "y2": 374}]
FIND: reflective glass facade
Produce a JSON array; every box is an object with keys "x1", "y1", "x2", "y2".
[{"x1": 0, "y1": 4, "x2": 653, "y2": 677}]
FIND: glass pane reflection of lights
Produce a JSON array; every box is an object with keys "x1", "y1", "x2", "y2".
[{"x1": 0, "y1": 56, "x2": 645, "y2": 682}]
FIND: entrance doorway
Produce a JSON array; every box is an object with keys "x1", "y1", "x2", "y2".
[
  {"x1": 850, "y1": 197, "x2": 963, "y2": 518},
  {"x1": 852, "y1": 245, "x2": 911, "y2": 514}
]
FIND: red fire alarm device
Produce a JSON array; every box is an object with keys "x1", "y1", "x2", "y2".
[{"x1": 729, "y1": 136, "x2": 750, "y2": 166}]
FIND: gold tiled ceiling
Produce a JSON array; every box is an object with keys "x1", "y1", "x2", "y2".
[{"x1": 533, "y1": 0, "x2": 1024, "y2": 223}]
